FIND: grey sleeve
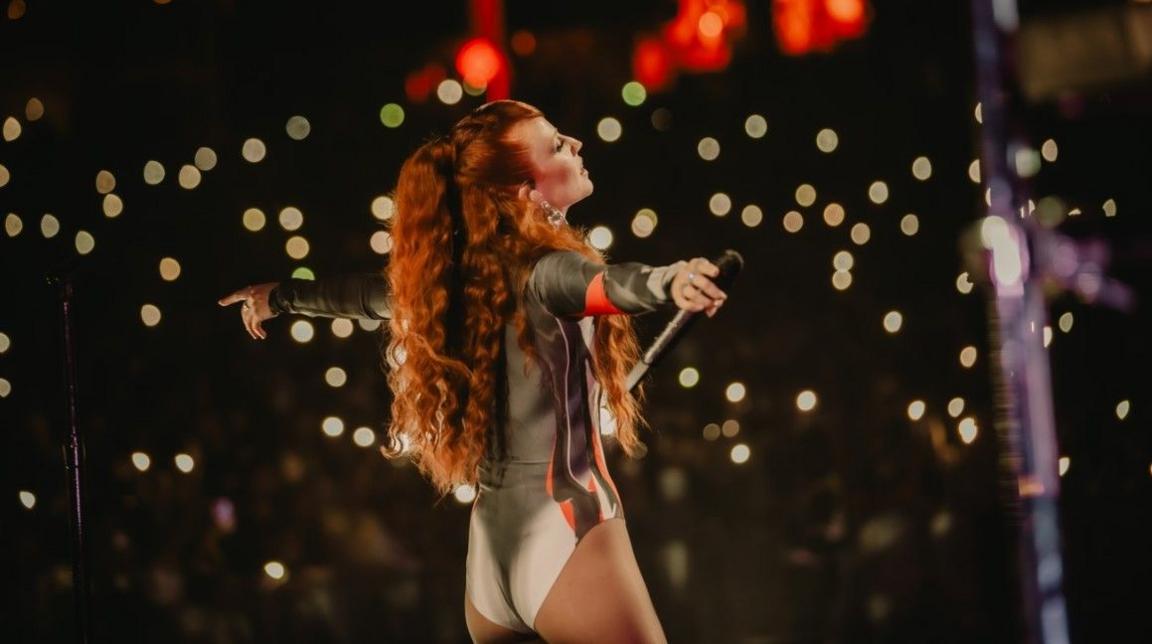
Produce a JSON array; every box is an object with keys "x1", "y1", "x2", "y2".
[
  {"x1": 526, "y1": 250, "x2": 685, "y2": 318},
  {"x1": 269, "y1": 274, "x2": 392, "y2": 320}
]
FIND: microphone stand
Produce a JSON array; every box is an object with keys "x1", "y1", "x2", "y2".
[
  {"x1": 47, "y1": 270, "x2": 92, "y2": 644},
  {"x1": 966, "y1": 1, "x2": 1135, "y2": 641}
]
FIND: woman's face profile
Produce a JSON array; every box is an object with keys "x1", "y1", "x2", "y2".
[{"x1": 509, "y1": 115, "x2": 593, "y2": 211}]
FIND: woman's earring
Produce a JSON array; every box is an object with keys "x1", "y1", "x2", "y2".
[{"x1": 527, "y1": 188, "x2": 567, "y2": 228}]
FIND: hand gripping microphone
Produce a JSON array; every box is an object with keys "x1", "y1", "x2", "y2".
[{"x1": 626, "y1": 249, "x2": 744, "y2": 392}]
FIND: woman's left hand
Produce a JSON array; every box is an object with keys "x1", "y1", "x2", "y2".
[{"x1": 218, "y1": 282, "x2": 279, "y2": 340}]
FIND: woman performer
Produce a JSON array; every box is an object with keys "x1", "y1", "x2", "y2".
[{"x1": 219, "y1": 100, "x2": 727, "y2": 643}]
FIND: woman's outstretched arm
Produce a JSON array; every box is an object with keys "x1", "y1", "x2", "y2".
[
  {"x1": 218, "y1": 274, "x2": 391, "y2": 340},
  {"x1": 527, "y1": 251, "x2": 725, "y2": 318}
]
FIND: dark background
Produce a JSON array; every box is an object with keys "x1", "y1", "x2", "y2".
[{"x1": 2, "y1": 0, "x2": 1150, "y2": 641}]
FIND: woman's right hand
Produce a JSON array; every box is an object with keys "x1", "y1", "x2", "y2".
[
  {"x1": 670, "y1": 257, "x2": 727, "y2": 317},
  {"x1": 218, "y1": 282, "x2": 279, "y2": 340}
]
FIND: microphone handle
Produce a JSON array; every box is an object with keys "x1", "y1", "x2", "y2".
[{"x1": 627, "y1": 309, "x2": 698, "y2": 392}]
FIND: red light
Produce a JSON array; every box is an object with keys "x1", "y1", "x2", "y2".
[
  {"x1": 773, "y1": 0, "x2": 869, "y2": 56},
  {"x1": 633, "y1": 36, "x2": 674, "y2": 91},
  {"x1": 455, "y1": 37, "x2": 503, "y2": 88}
]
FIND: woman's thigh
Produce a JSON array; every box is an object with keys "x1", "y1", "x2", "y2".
[
  {"x1": 532, "y1": 517, "x2": 667, "y2": 644},
  {"x1": 464, "y1": 595, "x2": 542, "y2": 644}
]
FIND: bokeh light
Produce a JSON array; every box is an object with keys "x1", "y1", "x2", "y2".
[
  {"x1": 159, "y1": 257, "x2": 181, "y2": 281},
  {"x1": 621, "y1": 81, "x2": 647, "y2": 106},
  {"x1": 697, "y1": 137, "x2": 720, "y2": 161},
  {"x1": 0, "y1": 332, "x2": 9, "y2": 354},
  {"x1": 730, "y1": 444, "x2": 751, "y2": 464},
  {"x1": 911, "y1": 156, "x2": 933, "y2": 180},
  {"x1": 380, "y1": 103, "x2": 405, "y2": 128},
  {"x1": 795, "y1": 184, "x2": 817, "y2": 207},
  {"x1": 352, "y1": 427, "x2": 376, "y2": 447},
  {"x1": 956, "y1": 272, "x2": 974, "y2": 294},
  {"x1": 678, "y1": 367, "x2": 700, "y2": 388},
  {"x1": 1058, "y1": 456, "x2": 1070, "y2": 477},
  {"x1": 194, "y1": 147, "x2": 218, "y2": 171},
  {"x1": 725, "y1": 382, "x2": 746, "y2": 403},
  {"x1": 1103, "y1": 198, "x2": 1117, "y2": 217},
  {"x1": 702, "y1": 423, "x2": 720, "y2": 441},
  {"x1": 744, "y1": 114, "x2": 767, "y2": 138},
  {"x1": 75, "y1": 230, "x2": 95, "y2": 255},
  {"x1": 831, "y1": 270, "x2": 853, "y2": 291},
  {"x1": 40, "y1": 214, "x2": 59, "y2": 238},
  {"x1": 796, "y1": 390, "x2": 818, "y2": 412},
  {"x1": 370, "y1": 230, "x2": 393, "y2": 254},
  {"x1": 279, "y1": 207, "x2": 303, "y2": 231},
  {"x1": 868, "y1": 181, "x2": 889, "y2": 204},
  {"x1": 103, "y1": 194, "x2": 124, "y2": 218},
  {"x1": 178, "y1": 165, "x2": 201, "y2": 189},
  {"x1": 264, "y1": 561, "x2": 286, "y2": 580},
  {"x1": 25, "y1": 97, "x2": 44, "y2": 121},
  {"x1": 833, "y1": 250, "x2": 854, "y2": 271},
  {"x1": 631, "y1": 208, "x2": 657, "y2": 238},
  {"x1": 958, "y1": 418, "x2": 979, "y2": 444},
  {"x1": 437, "y1": 79, "x2": 463, "y2": 105},
  {"x1": 959, "y1": 346, "x2": 978, "y2": 368},
  {"x1": 948, "y1": 397, "x2": 965, "y2": 418},
  {"x1": 175, "y1": 453, "x2": 195, "y2": 473},
  {"x1": 4, "y1": 213, "x2": 21, "y2": 237},
  {"x1": 783, "y1": 211, "x2": 804, "y2": 233},
  {"x1": 241, "y1": 138, "x2": 267, "y2": 163},
  {"x1": 325, "y1": 367, "x2": 347, "y2": 388},
  {"x1": 3, "y1": 116, "x2": 22, "y2": 141},
  {"x1": 286, "y1": 115, "x2": 311, "y2": 140},
  {"x1": 709, "y1": 193, "x2": 732, "y2": 216},
  {"x1": 900, "y1": 213, "x2": 920, "y2": 236},
  {"x1": 371, "y1": 195, "x2": 395, "y2": 221},
  {"x1": 454, "y1": 484, "x2": 477, "y2": 504},
  {"x1": 0, "y1": 164, "x2": 9, "y2": 188},
  {"x1": 322, "y1": 416, "x2": 345, "y2": 437},
  {"x1": 883, "y1": 311, "x2": 903, "y2": 334},
  {"x1": 19, "y1": 490, "x2": 36, "y2": 509},
  {"x1": 597, "y1": 117, "x2": 622, "y2": 142},
  {"x1": 588, "y1": 225, "x2": 614, "y2": 250},
  {"x1": 740, "y1": 205, "x2": 762, "y2": 228},
  {"x1": 141, "y1": 304, "x2": 162, "y2": 327},
  {"x1": 823, "y1": 203, "x2": 845, "y2": 227},
  {"x1": 143, "y1": 160, "x2": 166, "y2": 185},
  {"x1": 243, "y1": 208, "x2": 266, "y2": 232},
  {"x1": 95, "y1": 170, "x2": 116, "y2": 194},
  {"x1": 968, "y1": 159, "x2": 981, "y2": 184},
  {"x1": 907, "y1": 400, "x2": 926, "y2": 421},
  {"x1": 815, "y1": 128, "x2": 839, "y2": 153},
  {"x1": 331, "y1": 318, "x2": 354, "y2": 338},
  {"x1": 1041, "y1": 139, "x2": 1058, "y2": 162},
  {"x1": 1116, "y1": 400, "x2": 1130, "y2": 421},
  {"x1": 132, "y1": 452, "x2": 152, "y2": 472},
  {"x1": 0, "y1": 378, "x2": 10, "y2": 398},
  {"x1": 721, "y1": 419, "x2": 740, "y2": 437},
  {"x1": 290, "y1": 320, "x2": 314, "y2": 343},
  {"x1": 285, "y1": 236, "x2": 310, "y2": 259},
  {"x1": 850, "y1": 222, "x2": 871, "y2": 245},
  {"x1": 1057, "y1": 312, "x2": 1074, "y2": 333}
]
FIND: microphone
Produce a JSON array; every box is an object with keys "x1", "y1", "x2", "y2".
[{"x1": 626, "y1": 249, "x2": 744, "y2": 392}]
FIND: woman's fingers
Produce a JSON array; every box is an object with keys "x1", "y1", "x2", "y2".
[{"x1": 218, "y1": 290, "x2": 246, "y2": 306}]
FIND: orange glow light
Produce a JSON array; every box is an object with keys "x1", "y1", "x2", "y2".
[{"x1": 456, "y1": 37, "x2": 503, "y2": 88}]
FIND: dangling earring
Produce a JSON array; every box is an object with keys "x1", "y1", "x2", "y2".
[{"x1": 538, "y1": 198, "x2": 567, "y2": 228}]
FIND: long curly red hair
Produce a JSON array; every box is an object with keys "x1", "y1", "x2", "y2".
[{"x1": 382, "y1": 101, "x2": 647, "y2": 494}]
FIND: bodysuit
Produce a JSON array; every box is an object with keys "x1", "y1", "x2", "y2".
[{"x1": 269, "y1": 250, "x2": 684, "y2": 634}]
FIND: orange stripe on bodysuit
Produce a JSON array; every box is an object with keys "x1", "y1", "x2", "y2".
[
  {"x1": 583, "y1": 272, "x2": 623, "y2": 315},
  {"x1": 546, "y1": 438, "x2": 578, "y2": 531}
]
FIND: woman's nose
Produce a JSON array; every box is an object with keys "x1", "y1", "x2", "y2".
[{"x1": 571, "y1": 137, "x2": 583, "y2": 153}]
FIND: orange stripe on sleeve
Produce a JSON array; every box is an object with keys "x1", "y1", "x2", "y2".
[{"x1": 584, "y1": 272, "x2": 624, "y2": 315}]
